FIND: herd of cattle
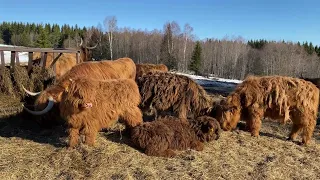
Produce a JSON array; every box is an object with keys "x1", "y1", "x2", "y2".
[{"x1": 18, "y1": 56, "x2": 320, "y2": 158}]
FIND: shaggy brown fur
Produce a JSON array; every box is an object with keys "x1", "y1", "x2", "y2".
[
  {"x1": 59, "y1": 78, "x2": 143, "y2": 148},
  {"x1": 25, "y1": 58, "x2": 136, "y2": 128},
  {"x1": 137, "y1": 72, "x2": 215, "y2": 120},
  {"x1": 135, "y1": 63, "x2": 168, "y2": 79},
  {"x1": 33, "y1": 52, "x2": 77, "y2": 79},
  {"x1": 300, "y1": 77, "x2": 320, "y2": 89},
  {"x1": 216, "y1": 75, "x2": 319, "y2": 145},
  {"x1": 130, "y1": 115, "x2": 221, "y2": 158}
]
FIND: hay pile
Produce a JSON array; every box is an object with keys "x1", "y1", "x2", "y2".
[
  {"x1": 0, "y1": 94, "x2": 23, "y2": 119},
  {"x1": 0, "y1": 118, "x2": 320, "y2": 180},
  {"x1": 0, "y1": 66, "x2": 55, "y2": 117}
]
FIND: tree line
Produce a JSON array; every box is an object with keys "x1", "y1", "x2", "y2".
[{"x1": 1, "y1": 18, "x2": 320, "y2": 80}]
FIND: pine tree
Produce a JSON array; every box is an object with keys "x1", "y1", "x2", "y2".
[
  {"x1": 189, "y1": 41, "x2": 202, "y2": 75},
  {"x1": 20, "y1": 31, "x2": 31, "y2": 46},
  {"x1": 160, "y1": 23, "x2": 177, "y2": 70},
  {"x1": 35, "y1": 26, "x2": 51, "y2": 48}
]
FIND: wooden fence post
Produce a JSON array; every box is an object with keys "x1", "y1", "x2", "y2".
[
  {"x1": 10, "y1": 51, "x2": 16, "y2": 73},
  {"x1": 27, "y1": 52, "x2": 33, "y2": 74},
  {"x1": 0, "y1": 51, "x2": 4, "y2": 70}
]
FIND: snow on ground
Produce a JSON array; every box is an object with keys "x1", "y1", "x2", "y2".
[
  {"x1": 174, "y1": 72, "x2": 243, "y2": 84},
  {"x1": 172, "y1": 72, "x2": 242, "y2": 96},
  {"x1": 0, "y1": 44, "x2": 29, "y2": 64}
]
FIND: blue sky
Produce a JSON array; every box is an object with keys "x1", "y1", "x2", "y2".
[{"x1": 1, "y1": 0, "x2": 319, "y2": 44}]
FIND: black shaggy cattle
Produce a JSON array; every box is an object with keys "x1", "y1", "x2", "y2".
[{"x1": 136, "y1": 72, "x2": 218, "y2": 120}]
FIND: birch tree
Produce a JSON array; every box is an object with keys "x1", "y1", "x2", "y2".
[
  {"x1": 104, "y1": 16, "x2": 117, "y2": 60},
  {"x1": 183, "y1": 23, "x2": 193, "y2": 71}
]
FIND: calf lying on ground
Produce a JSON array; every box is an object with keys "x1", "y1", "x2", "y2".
[{"x1": 130, "y1": 115, "x2": 221, "y2": 158}]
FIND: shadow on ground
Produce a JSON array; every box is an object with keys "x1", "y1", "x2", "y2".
[{"x1": 0, "y1": 111, "x2": 67, "y2": 148}]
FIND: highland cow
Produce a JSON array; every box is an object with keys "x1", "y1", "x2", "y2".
[
  {"x1": 300, "y1": 77, "x2": 320, "y2": 89},
  {"x1": 32, "y1": 38, "x2": 98, "y2": 79},
  {"x1": 23, "y1": 57, "x2": 137, "y2": 128},
  {"x1": 57, "y1": 78, "x2": 143, "y2": 148},
  {"x1": 131, "y1": 115, "x2": 221, "y2": 157},
  {"x1": 216, "y1": 75, "x2": 319, "y2": 145},
  {"x1": 135, "y1": 63, "x2": 168, "y2": 79},
  {"x1": 137, "y1": 72, "x2": 216, "y2": 120}
]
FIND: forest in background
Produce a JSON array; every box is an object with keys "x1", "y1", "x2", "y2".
[{"x1": 1, "y1": 17, "x2": 320, "y2": 80}]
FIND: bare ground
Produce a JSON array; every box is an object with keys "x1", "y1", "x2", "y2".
[{"x1": 1, "y1": 115, "x2": 320, "y2": 180}]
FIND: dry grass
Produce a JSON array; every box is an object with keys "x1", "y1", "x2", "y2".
[
  {"x1": 0, "y1": 66, "x2": 55, "y2": 100},
  {"x1": 0, "y1": 66, "x2": 55, "y2": 118},
  {"x1": 1, "y1": 116, "x2": 320, "y2": 180},
  {"x1": 0, "y1": 95, "x2": 23, "y2": 119}
]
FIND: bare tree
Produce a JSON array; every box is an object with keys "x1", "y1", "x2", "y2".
[
  {"x1": 104, "y1": 16, "x2": 117, "y2": 60},
  {"x1": 183, "y1": 24, "x2": 193, "y2": 71}
]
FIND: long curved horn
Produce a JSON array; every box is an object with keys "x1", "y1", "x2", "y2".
[
  {"x1": 86, "y1": 43, "x2": 98, "y2": 50},
  {"x1": 23, "y1": 96, "x2": 55, "y2": 115},
  {"x1": 79, "y1": 38, "x2": 83, "y2": 47},
  {"x1": 22, "y1": 85, "x2": 41, "y2": 96}
]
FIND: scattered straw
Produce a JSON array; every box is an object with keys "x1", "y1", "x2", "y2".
[
  {"x1": 0, "y1": 94, "x2": 23, "y2": 118},
  {"x1": 0, "y1": 66, "x2": 55, "y2": 101},
  {"x1": 0, "y1": 67, "x2": 15, "y2": 96},
  {"x1": 0, "y1": 118, "x2": 320, "y2": 179}
]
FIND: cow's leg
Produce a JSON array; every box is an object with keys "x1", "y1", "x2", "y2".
[
  {"x1": 288, "y1": 123, "x2": 303, "y2": 141},
  {"x1": 145, "y1": 145, "x2": 176, "y2": 158},
  {"x1": 122, "y1": 107, "x2": 143, "y2": 128},
  {"x1": 68, "y1": 127, "x2": 80, "y2": 148},
  {"x1": 247, "y1": 105, "x2": 263, "y2": 137},
  {"x1": 300, "y1": 115, "x2": 316, "y2": 146},
  {"x1": 177, "y1": 103, "x2": 188, "y2": 123},
  {"x1": 190, "y1": 140, "x2": 204, "y2": 151},
  {"x1": 83, "y1": 126, "x2": 98, "y2": 146}
]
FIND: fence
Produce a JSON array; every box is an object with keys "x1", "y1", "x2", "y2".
[{"x1": 0, "y1": 46, "x2": 80, "y2": 74}]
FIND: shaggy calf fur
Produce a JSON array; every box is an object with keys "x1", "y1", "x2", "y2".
[
  {"x1": 23, "y1": 57, "x2": 136, "y2": 128},
  {"x1": 137, "y1": 72, "x2": 215, "y2": 120},
  {"x1": 135, "y1": 63, "x2": 168, "y2": 79},
  {"x1": 131, "y1": 115, "x2": 221, "y2": 157},
  {"x1": 216, "y1": 75, "x2": 319, "y2": 145},
  {"x1": 59, "y1": 78, "x2": 143, "y2": 148}
]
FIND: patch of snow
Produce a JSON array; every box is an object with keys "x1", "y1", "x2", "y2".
[
  {"x1": 173, "y1": 72, "x2": 243, "y2": 84},
  {"x1": 0, "y1": 44, "x2": 29, "y2": 63}
]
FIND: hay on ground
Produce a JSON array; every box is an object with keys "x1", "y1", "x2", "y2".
[
  {"x1": 0, "y1": 94, "x2": 23, "y2": 119},
  {"x1": 0, "y1": 117, "x2": 320, "y2": 180},
  {"x1": 0, "y1": 67, "x2": 15, "y2": 96},
  {"x1": 0, "y1": 66, "x2": 55, "y2": 101}
]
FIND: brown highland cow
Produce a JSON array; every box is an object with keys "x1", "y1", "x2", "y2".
[
  {"x1": 216, "y1": 75, "x2": 319, "y2": 145},
  {"x1": 136, "y1": 72, "x2": 216, "y2": 120},
  {"x1": 32, "y1": 38, "x2": 98, "y2": 79},
  {"x1": 23, "y1": 57, "x2": 136, "y2": 128},
  {"x1": 58, "y1": 78, "x2": 143, "y2": 148},
  {"x1": 135, "y1": 63, "x2": 168, "y2": 79},
  {"x1": 131, "y1": 115, "x2": 221, "y2": 157}
]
